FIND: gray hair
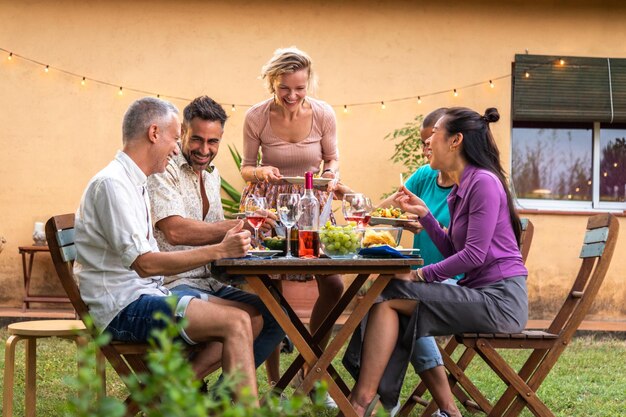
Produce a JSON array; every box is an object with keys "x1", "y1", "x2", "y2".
[{"x1": 122, "y1": 97, "x2": 179, "y2": 143}]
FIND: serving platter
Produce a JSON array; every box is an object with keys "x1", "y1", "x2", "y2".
[
  {"x1": 248, "y1": 250, "x2": 283, "y2": 257},
  {"x1": 282, "y1": 176, "x2": 332, "y2": 186},
  {"x1": 369, "y1": 216, "x2": 415, "y2": 226},
  {"x1": 396, "y1": 248, "x2": 420, "y2": 255}
]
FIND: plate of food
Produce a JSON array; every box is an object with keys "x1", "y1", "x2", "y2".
[
  {"x1": 369, "y1": 207, "x2": 414, "y2": 226},
  {"x1": 248, "y1": 249, "x2": 283, "y2": 258},
  {"x1": 358, "y1": 245, "x2": 403, "y2": 258},
  {"x1": 396, "y1": 248, "x2": 421, "y2": 255},
  {"x1": 369, "y1": 217, "x2": 415, "y2": 226},
  {"x1": 362, "y1": 228, "x2": 402, "y2": 248},
  {"x1": 282, "y1": 176, "x2": 332, "y2": 186}
]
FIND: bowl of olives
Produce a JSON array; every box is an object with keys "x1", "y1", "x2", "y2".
[{"x1": 262, "y1": 236, "x2": 287, "y2": 255}]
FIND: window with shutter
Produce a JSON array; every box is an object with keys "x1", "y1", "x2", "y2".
[{"x1": 511, "y1": 54, "x2": 626, "y2": 211}]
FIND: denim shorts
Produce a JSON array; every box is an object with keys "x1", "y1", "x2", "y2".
[{"x1": 105, "y1": 288, "x2": 204, "y2": 345}]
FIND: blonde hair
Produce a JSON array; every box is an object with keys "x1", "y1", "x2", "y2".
[{"x1": 261, "y1": 47, "x2": 318, "y2": 94}]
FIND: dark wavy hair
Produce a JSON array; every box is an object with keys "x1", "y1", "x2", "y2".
[
  {"x1": 441, "y1": 107, "x2": 522, "y2": 246},
  {"x1": 183, "y1": 96, "x2": 228, "y2": 127}
]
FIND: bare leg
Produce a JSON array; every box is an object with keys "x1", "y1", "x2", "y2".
[
  {"x1": 310, "y1": 274, "x2": 344, "y2": 347},
  {"x1": 204, "y1": 295, "x2": 264, "y2": 340},
  {"x1": 265, "y1": 279, "x2": 283, "y2": 385},
  {"x1": 301, "y1": 274, "x2": 343, "y2": 378},
  {"x1": 191, "y1": 342, "x2": 222, "y2": 379},
  {"x1": 184, "y1": 299, "x2": 258, "y2": 403},
  {"x1": 265, "y1": 347, "x2": 281, "y2": 386},
  {"x1": 420, "y1": 366, "x2": 462, "y2": 417},
  {"x1": 350, "y1": 298, "x2": 417, "y2": 416}
]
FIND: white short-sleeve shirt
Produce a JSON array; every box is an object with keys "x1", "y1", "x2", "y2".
[{"x1": 74, "y1": 151, "x2": 169, "y2": 330}]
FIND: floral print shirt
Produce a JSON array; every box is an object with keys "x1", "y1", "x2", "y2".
[{"x1": 147, "y1": 143, "x2": 225, "y2": 292}]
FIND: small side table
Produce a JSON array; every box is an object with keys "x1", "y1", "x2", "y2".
[{"x1": 19, "y1": 245, "x2": 71, "y2": 309}]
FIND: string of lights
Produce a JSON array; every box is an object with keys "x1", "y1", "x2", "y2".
[{"x1": 1, "y1": 46, "x2": 563, "y2": 111}]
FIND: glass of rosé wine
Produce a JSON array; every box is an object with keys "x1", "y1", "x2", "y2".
[
  {"x1": 342, "y1": 193, "x2": 372, "y2": 229},
  {"x1": 244, "y1": 196, "x2": 268, "y2": 248}
]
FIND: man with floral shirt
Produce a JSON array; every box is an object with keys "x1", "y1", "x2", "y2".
[{"x1": 147, "y1": 96, "x2": 284, "y2": 379}]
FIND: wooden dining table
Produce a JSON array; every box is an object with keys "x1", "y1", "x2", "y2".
[{"x1": 213, "y1": 256, "x2": 423, "y2": 417}]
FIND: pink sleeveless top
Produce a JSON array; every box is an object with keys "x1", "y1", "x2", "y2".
[{"x1": 241, "y1": 97, "x2": 339, "y2": 176}]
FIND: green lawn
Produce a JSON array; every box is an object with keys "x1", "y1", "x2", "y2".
[{"x1": 1, "y1": 330, "x2": 625, "y2": 416}]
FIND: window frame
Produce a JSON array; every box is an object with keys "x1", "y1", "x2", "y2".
[{"x1": 512, "y1": 121, "x2": 626, "y2": 212}]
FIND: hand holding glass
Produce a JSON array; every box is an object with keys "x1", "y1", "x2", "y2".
[
  {"x1": 277, "y1": 193, "x2": 301, "y2": 258},
  {"x1": 244, "y1": 196, "x2": 268, "y2": 248}
]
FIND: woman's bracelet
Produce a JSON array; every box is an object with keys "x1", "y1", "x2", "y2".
[
  {"x1": 253, "y1": 167, "x2": 261, "y2": 182},
  {"x1": 415, "y1": 268, "x2": 425, "y2": 282}
]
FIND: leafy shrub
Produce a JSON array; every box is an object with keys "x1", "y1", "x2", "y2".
[{"x1": 65, "y1": 299, "x2": 325, "y2": 416}]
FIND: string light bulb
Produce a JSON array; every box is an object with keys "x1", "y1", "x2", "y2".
[
  {"x1": 524, "y1": 70, "x2": 530, "y2": 78},
  {"x1": 7, "y1": 52, "x2": 12, "y2": 61},
  {"x1": 231, "y1": 104, "x2": 236, "y2": 112},
  {"x1": 489, "y1": 80, "x2": 495, "y2": 88},
  {"x1": 81, "y1": 77, "x2": 86, "y2": 86},
  {"x1": 44, "y1": 65, "x2": 49, "y2": 73},
  {"x1": 453, "y1": 89, "x2": 458, "y2": 97},
  {"x1": 343, "y1": 105, "x2": 348, "y2": 113},
  {"x1": 417, "y1": 96, "x2": 422, "y2": 104},
  {"x1": 559, "y1": 58, "x2": 565, "y2": 66},
  {"x1": 381, "y1": 101, "x2": 386, "y2": 110},
  {"x1": 118, "y1": 86, "x2": 123, "y2": 96}
]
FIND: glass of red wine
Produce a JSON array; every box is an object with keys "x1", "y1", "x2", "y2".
[
  {"x1": 342, "y1": 193, "x2": 372, "y2": 229},
  {"x1": 244, "y1": 196, "x2": 268, "y2": 248}
]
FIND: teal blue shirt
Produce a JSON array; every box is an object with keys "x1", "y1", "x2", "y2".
[{"x1": 405, "y1": 165, "x2": 454, "y2": 268}]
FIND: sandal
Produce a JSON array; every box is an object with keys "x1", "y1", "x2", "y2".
[{"x1": 363, "y1": 393, "x2": 380, "y2": 417}]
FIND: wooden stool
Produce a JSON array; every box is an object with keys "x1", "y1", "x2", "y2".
[{"x1": 2, "y1": 320, "x2": 92, "y2": 417}]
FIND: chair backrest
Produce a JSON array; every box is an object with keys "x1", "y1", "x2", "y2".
[
  {"x1": 45, "y1": 213, "x2": 91, "y2": 321},
  {"x1": 547, "y1": 213, "x2": 618, "y2": 339},
  {"x1": 46, "y1": 214, "x2": 149, "y2": 416},
  {"x1": 519, "y1": 218, "x2": 534, "y2": 264}
]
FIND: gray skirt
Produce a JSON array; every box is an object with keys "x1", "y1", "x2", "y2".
[{"x1": 343, "y1": 276, "x2": 528, "y2": 409}]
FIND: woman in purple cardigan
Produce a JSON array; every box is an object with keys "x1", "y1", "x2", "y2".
[{"x1": 348, "y1": 107, "x2": 528, "y2": 417}]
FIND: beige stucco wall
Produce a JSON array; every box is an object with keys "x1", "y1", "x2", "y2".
[{"x1": 0, "y1": 0, "x2": 625, "y2": 320}]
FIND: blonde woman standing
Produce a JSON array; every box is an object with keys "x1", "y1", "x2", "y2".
[{"x1": 240, "y1": 47, "x2": 342, "y2": 408}]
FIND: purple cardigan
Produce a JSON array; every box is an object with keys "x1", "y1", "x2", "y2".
[{"x1": 420, "y1": 165, "x2": 527, "y2": 288}]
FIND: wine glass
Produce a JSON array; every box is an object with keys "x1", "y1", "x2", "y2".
[
  {"x1": 342, "y1": 193, "x2": 372, "y2": 229},
  {"x1": 244, "y1": 196, "x2": 268, "y2": 248},
  {"x1": 277, "y1": 193, "x2": 301, "y2": 258}
]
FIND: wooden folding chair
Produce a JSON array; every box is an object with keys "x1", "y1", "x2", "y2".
[
  {"x1": 403, "y1": 214, "x2": 617, "y2": 417},
  {"x1": 46, "y1": 214, "x2": 150, "y2": 417},
  {"x1": 400, "y1": 218, "x2": 535, "y2": 416}
]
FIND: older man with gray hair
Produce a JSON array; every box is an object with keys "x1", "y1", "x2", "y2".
[{"x1": 74, "y1": 97, "x2": 259, "y2": 402}]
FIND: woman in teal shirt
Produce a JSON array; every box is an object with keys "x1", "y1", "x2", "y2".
[{"x1": 343, "y1": 108, "x2": 461, "y2": 416}]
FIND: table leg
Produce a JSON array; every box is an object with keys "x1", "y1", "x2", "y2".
[
  {"x1": 25, "y1": 338, "x2": 37, "y2": 417},
  {"x1": 3, "y1": 335, "x2": 22, "y2": 417},
  {"x1": 20, "y1": 252, "x2": 30, "y2": 310},
  {"x1": 245, "y1": 276, "x2": 321, "y2": 369},
  {"x1": 300, "y1": 275, "x2": 392, "y2": 395},
  {"x1": 277, "y1": 273, "x2": 370, "y2": 393},
  {"x1": 246, "y1": 275, "x2": 354, "y2": 415}
]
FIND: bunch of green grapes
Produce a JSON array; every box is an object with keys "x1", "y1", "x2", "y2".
[{"x1": 319, "y1": 221, "x2": 362, "y2": 257}]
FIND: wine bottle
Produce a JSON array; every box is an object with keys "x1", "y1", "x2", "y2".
[
  {"x1": 290, "y1": 224, "x2": 299, "y2": 257},
  {"x1": 297, "y1": 171, "x2": 320, "y2": 258}
]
